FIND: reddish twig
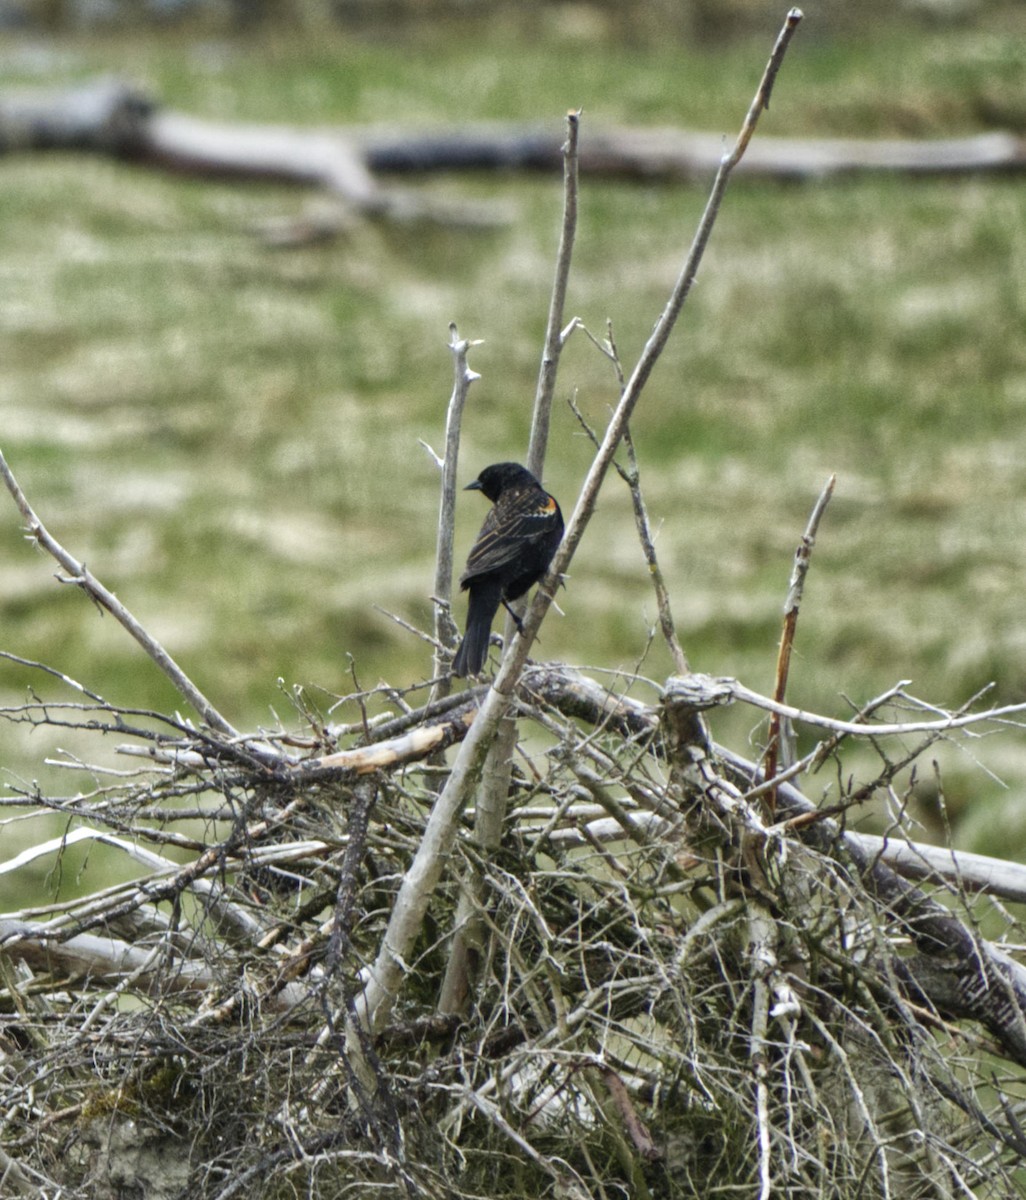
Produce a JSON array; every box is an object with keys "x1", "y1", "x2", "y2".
[{"x1": 762, "y1": 473, "x2": 834, "y2": 815}]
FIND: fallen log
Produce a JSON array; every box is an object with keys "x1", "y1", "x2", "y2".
[
  {"x1": 0, "y1": 77, "x2": 1022, "y2": 211},
  {"x1": 359, "y1": 123, "x2": 1026, "y2": 180}
]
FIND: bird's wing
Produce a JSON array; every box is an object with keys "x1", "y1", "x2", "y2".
[{"x1": 460, "y1": 490, "x2": 560, "y2": 583}]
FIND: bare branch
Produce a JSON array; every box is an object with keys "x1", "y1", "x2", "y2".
[
  {"x1": 567, "y1": 329, "x2": 687, "y2": 672},
  {"x1": 431, "y1": 324, "x2": 482, "y2": 691},
  {"x1": 675, "y1": 672, "x2": 1026, "y2": 738},
  {"x1": 728, "y1": 7, "x2": 804, "y2": 167},
  {"x1": 440, "y1": 111, "x2": 583, "y2": 1018},
  {"x1": 748, "y1": 905, "x2": 777, "y2": 1200},
  {"x1": 509, "y1": 6, "x2": 806, "y2": 678},
  {"x1": 527, "y1": 108, "x2": 580, "y2": 479},
  {"x1": 622, "y1": 426, "x2": 690, "y2": 674},
  {"x1": 762, "y1": 473, "x2": 836, "y2": 814},
  {"x1": 0, "y1": 448, "x2": 239, "y2": 738}
]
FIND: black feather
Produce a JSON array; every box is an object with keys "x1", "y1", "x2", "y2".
[{"x1": 451, "y1": 463, "x2": 563, "y2": 677}]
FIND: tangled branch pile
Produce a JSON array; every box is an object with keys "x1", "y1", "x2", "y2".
[
  {"x1": 4, "y1": 11, "x2": 1026, "y2": 1198},
  {"x1": 5, "y1": 662, "x2": 1026, "y2": 1198}
]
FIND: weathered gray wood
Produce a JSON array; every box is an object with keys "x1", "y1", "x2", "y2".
[
  {"x1": 0, "y1": 78, "x2": 1022, "y2": 197},
  {"x1": 360, "y1": 124, "x2": 1026, "y2": 179}
]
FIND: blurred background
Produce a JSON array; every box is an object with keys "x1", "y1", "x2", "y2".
[{"x1": 0, "y1": 0, "x2": 1024, "y2": 903}]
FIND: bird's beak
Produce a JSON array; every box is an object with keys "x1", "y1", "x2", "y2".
[{"x1": 464, "y1": 480, "x2": 483, "y2": 492}]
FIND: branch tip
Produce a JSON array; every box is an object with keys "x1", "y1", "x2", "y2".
[{"x1": 757, "y1": 7, "x2": 804, "y2": 115}]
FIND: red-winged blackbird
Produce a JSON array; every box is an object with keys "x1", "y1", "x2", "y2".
[{"x1": 451, "y1": 462, "x2": 564, "y2": 677}]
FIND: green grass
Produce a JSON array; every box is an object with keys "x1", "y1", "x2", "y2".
[{"x1": 1, "y1": 6, "x2": 1026, "y2": 902}]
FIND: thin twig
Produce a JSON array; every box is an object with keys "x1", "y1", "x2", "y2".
[
  {"x1": 599, "y1": 1068, "x2": 661, "y2": 1162},
  {"x1": 430, "y1": 323, "x2": 481, "y2": 692},
  {"x1": 569, "y1": 326, "x2": 689, "y2": 673},
  {"x1": 726, "y1": 677, "x2": 1025, "y2": 738},
  {"x1": 743, "y1": 677, "x2": 909, "y2": 801},
  {"x1": 0, "y1": 448, "x2": 239, "y2": 738},
  {"x1": 622, "y1": 426, "x2": 689, "y2": 674},
  {"x1": 762, "y1": 473, "x2": 835, "y2": 815},
  {"x1": 462, "y1": 1088, "x2": 589, "y2": 1194},
  {"x1": 527, "y1": 108, "x2": 580, "y2": 479},
  {"x1": 728, "y1": 7, "x2": 804, "y2": 167},
  {"x1": 436, "y1": 711, "x2": 513, "y2": 1015},
  {"x1": 0, "y1": 1147, "x2": 52, "y2": 1199}
]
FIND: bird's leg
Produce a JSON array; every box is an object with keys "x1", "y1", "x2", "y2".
[{"x1": 501, "y1": 599, "x2": 525, "y2": 635}]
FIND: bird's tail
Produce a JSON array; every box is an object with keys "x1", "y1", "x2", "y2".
[{"x1": 452, "y1": 582, "x2": 502, "y2": 677}]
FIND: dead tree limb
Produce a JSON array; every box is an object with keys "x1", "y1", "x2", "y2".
[{"x1": 0, "y1": 77, "x2": 1022, "y2": 215}]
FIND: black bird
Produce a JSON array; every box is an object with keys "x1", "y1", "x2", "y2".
[{"x1": 451, "y1": 462, "x2": 564, "y2": 677}]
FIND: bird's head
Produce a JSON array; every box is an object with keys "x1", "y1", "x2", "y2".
[{"x1": 466, "y1": 462, "x2": 539, "y2": 502}]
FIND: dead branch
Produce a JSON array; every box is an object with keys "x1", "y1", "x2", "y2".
[
  {"x1": 3, "y1": 76, "x2": 1024, "y2": 206},
  {"x1": 0, "y1": 448, "x2": 239, "y2": 738},
  {"x1": 439, "y1": 109, "x2": 582, "y2": 1018},
  {"x1": 710, "y1": 735, "x2": 1026, "y2": 1065},
  {"x1": 526, "y1": 108, "x2": 580, "y2": 478},
  {"x1": 428, "y1": 324, "x2": 481, "y2": 693},
  {"x1": 0, "y1": 918, "x2": 216, "y2": 997},
  {"x1": 763, "y1": 474, "x2": 836, "y2": 814}
]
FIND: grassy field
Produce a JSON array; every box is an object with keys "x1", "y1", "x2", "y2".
[{"x1": 1, "y1": 4, "x2": 1025, "y2": 901}]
